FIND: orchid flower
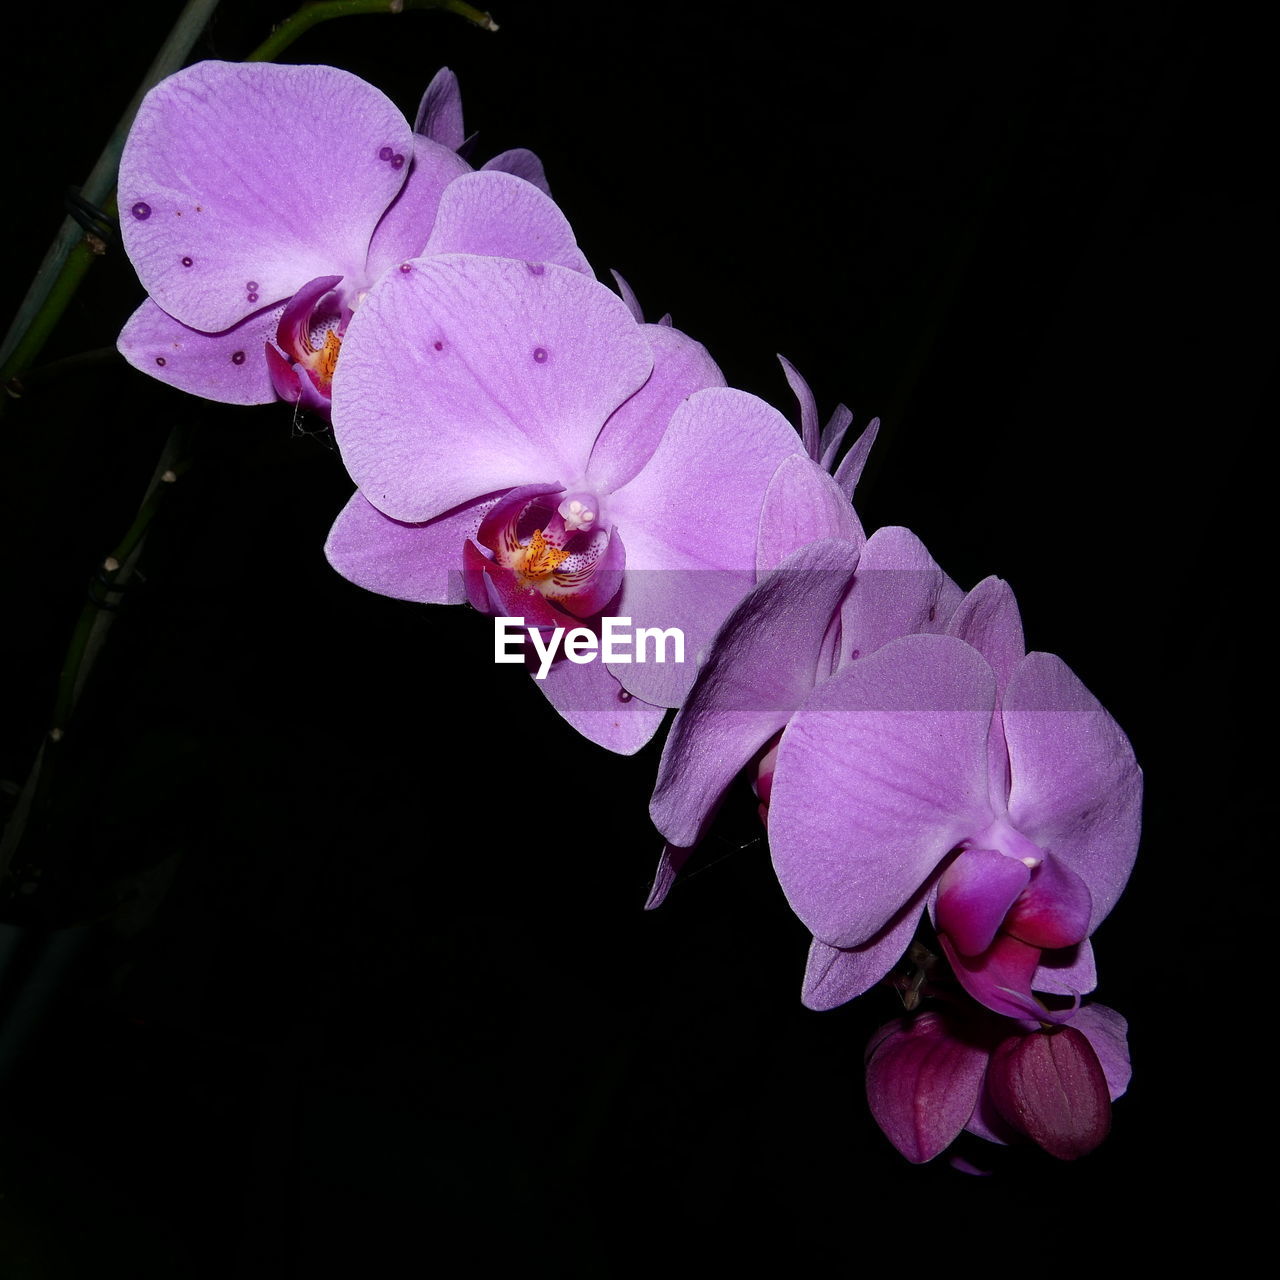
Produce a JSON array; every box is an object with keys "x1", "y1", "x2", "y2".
[
  {"x1": 770, "y1": 574, "x2": 1142, "y2": 1021},
  {"x1": 323, "y1": 254, "x2": 809, "y2": 752},
  {"x1": 117, "y1": 63, "x2": 584, "y2": 416},
  {"x1": 865, "y1": 996, "x2": 1131, "y2": 1164},
  {"x1": 647, "y1": 519, "x2": 961, "y2": 906}
]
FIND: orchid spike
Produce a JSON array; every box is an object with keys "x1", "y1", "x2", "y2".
[{"x1": 117, "y1": 61, "x2": 579, "y2": 417}]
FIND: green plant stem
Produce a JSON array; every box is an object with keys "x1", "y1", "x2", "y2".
[
  {"x1": 0, "y1": 430, "x2": 190, "y2": 889},
  {"x1": 247, "y1": 0, "x2": 497, "y2": 62}
]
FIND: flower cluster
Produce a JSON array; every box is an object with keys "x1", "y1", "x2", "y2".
[{"x1": 117, "y1": 59, "x2": 1142, "y2": 1168}]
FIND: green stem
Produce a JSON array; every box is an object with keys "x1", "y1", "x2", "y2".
[{"x1": 247, "y1": 0, "x2": 497, "y2": 62}]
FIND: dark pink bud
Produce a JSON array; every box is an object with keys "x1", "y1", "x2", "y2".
[{"x1": 986, "y1": 1025, "x2": 1111, "y2": 1160}]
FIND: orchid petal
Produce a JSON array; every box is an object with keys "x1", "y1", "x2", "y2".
[
  {"x1": 838, "y1": 526, "x2": 962, "y2": 669},
  {"x1": 801, "y1": 894, "x2": 927, "y2": 1011},
  {"x1": 755, "y1": 454, "x2": 864, "y2": 576},
  {"x1": 831, "y1": 417, "x2": 880, "y2": 499},
  {"x1": 120, "y1": 62, "x2": 412, "y2": 332},
  {"x1": 936, "y1": 848, "x2": 1031, "y2": 957},
  {"x1": 776, "y1": 353, "x2": 820, "y2": 460},
  {"x1": 1005, "y1": 853, "x2": 1092, "y2": 950},
  {"x1": 1033, "y1": 938, "x2": 1097, "y2": 997},
  {"x1": 1003, "y1": 652, "x2": 1142, "y2": 930},
  {"x1": 422, "y1": 171, "x2": 592, "y2": 277},
  {"x1": 275, "y1": 275, "x2": 344, "y2": 359},
  {"x1": 645, "y1": 843, "x2": 694, "y2": 910},
  {"x1": 1071, "y1": 1003, "x2": 1132, "y2": 1100},
  {"x1": 325, "y1": 490, "x2": 507, "y2": 604},
  {"x1": 364, "y1": 135, "x2": 471, "y2": 279},
  {"x1": 865, "y1": 1011, "x2": 990, "y2": 1164},
  {"x1": 768, "y1": 634, "x2": 996, "y2": 949},
  {"x1": 586, "y1": 324, "x2": 725, "y2": 493},
  {"x1": 649, "y1": 539, "x2": 858, "y2": 848},
  {"x1": 609, "y1": 269, "x2": 645, "y2": 323},
  {"x1": 530, "y1": 654, "x2": 666, "y2": 755},
  {"x1": 117, "y1": 298, "x2": 279, "y2": 404},
  {"x1": 414, "y1": 67, "x2": 465, "y2": 148},
  {"x1": 939, "y1": 932, "x2": 1070, "y2": 1023},
  {"x1": 482, "y1": 149, "x2": 551, "y2": 196},
  {"x1": 606, "y1": 387, "x2": 804, "y2": 707},
  {"x1": 818, "y1": 404, "x2": 856, "y2": 473},
  {"x1": 331, "y1": 256, "x2": 651, "y2": 522}
]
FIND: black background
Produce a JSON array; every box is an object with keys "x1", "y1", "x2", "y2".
[{"x1": 1, "y1": 1, "x2": 1269, "y2": 1272}]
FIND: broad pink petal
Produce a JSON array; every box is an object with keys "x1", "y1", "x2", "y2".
[
  {"x1": 117, "y1": 298, "x2": 279, "y2": 404},
  {"x1": 422, "y1": 171, "x2": 592, "y2": 277},
  {"x1": 331, "y1": 256, "x2": 651, "y2": 522},
  {"x1": 801, "y1": 896, "x2": 926, "y2": 1011},
  {"x1": 755, "y1": 454, "x2": 864, "y2": 575},
  {"x1": 120, "y1": 62, "x2": 412, "y2": 332},
  {"x1": 649, "y1": 539, "x2": 858, "y2": 848},
  {"x1": 1003, "y1": 652, "x2": 1142, "y2": 930},
  {"x1": 838, "y1": 526, "x2": 960, "y2": 669},
  {"x1": 606, "y1": 387, "x2": 804, "y2": 706},
  {"x1": 325, "y1": 489, "x2": 506, "y2": 604},
  {"x1": 364, "y1": 135, "x2": 471, "y2": 278},
  {"x1": 768, "y1": 634, "x2": 996, "y2": 948},
  {"x1": 586, "y1": 324, "x2": 725, "y2": 493},
  {"x1": 865, "y1": 1011, "x2": 990, "y2": 1164}
]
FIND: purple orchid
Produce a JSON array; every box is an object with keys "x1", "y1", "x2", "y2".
[
  {"x1": 650, "y1": 526, "x2": 1140, "y2": 1023},
  {"x1": 865, "y1": 995, "x2": 1131, "y2": 1164},
  {"x1": 769, "y1": 574, "x2": 1141, "y2": 1021},
  {"x1": 647, "y1": 518, "x2": 960, "y2": 906},
  {"x1": 116, "y1": 63, "x2": 583, "y2": 416},
  {"x1": 323, "y1": 253, "x2": 809, "y2": 752}
]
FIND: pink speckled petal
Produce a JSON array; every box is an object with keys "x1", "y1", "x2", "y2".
[
  {"x1": 531, "y1": 655, "x2": 667, "y2": 755},
  {"x1": 117, "y1": 297, "x2": 280, "y2": 405},
  {"x1": 325, "y1": 489, "x2": 508, "y2": 604},
  {"x1": 120, "y1": 61, "x2": 412, "y2": 332},
  {"x1": 422, "y1": 171, "x2": 592, "y2": 277},
  {"x1": 331, "y1": 256, "x2": 651, "y2": 522},
  {"x1": 364, "y1": 135, "x2": 471, "y2": 278}
]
